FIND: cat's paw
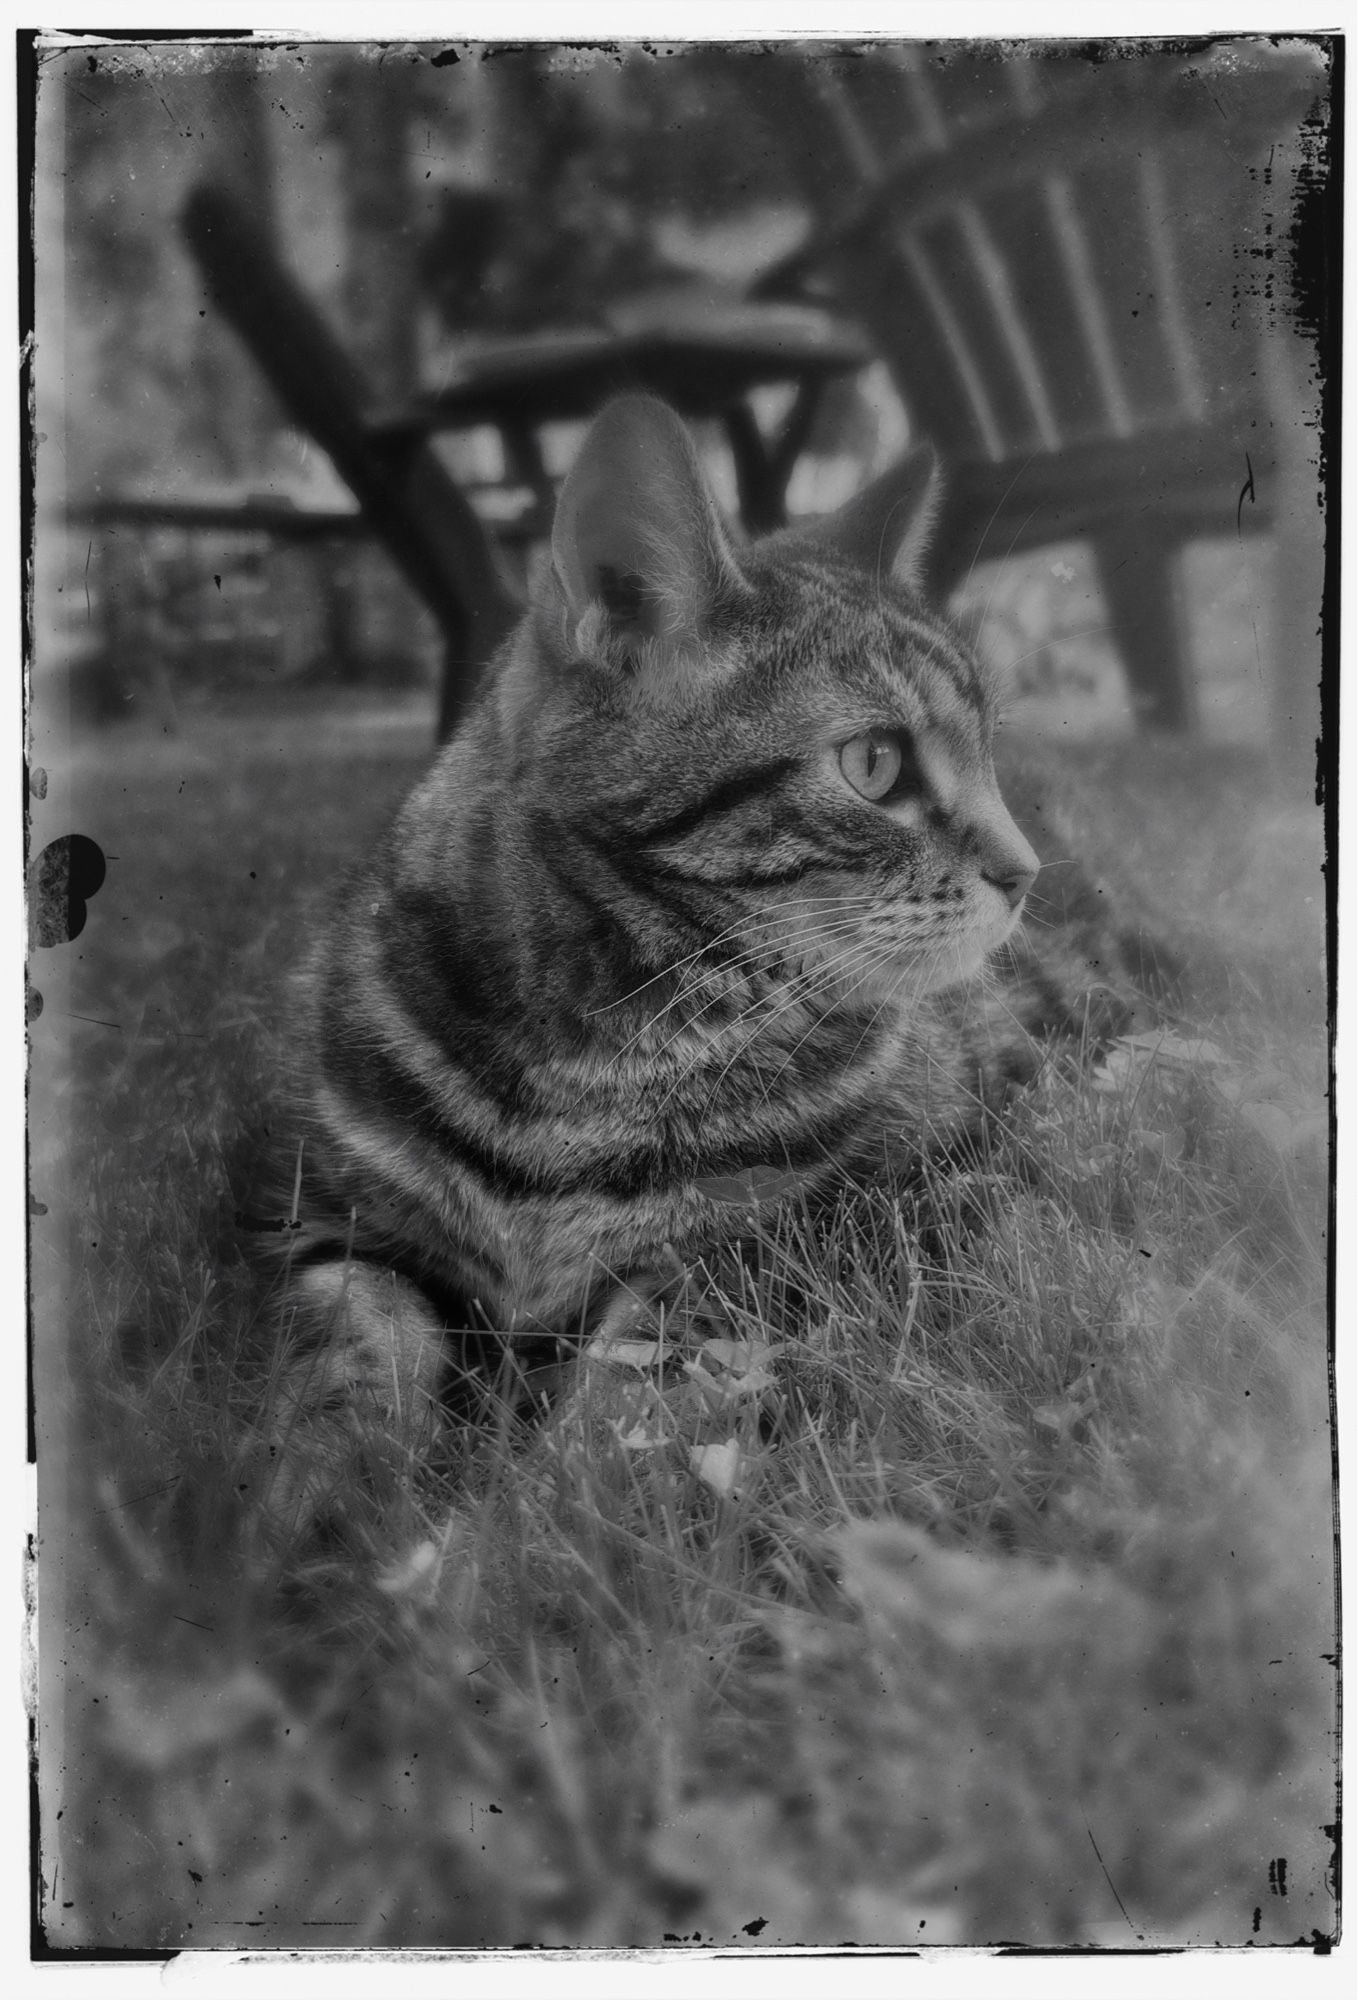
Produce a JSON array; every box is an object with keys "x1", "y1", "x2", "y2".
[
  {"x1": 586, "y1": 1243, "x2": 739, "y2": 1354},
  {"x1": 589, "y1": 1244, "x2": 694, "y2": 1347},
  {"x1": 252, "y1": 1262, "x2": 447, "y2": 1550}
]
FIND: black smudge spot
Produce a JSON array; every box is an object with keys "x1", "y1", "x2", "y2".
[{"x1": 29, "y1": 835, "x2": 107, "y2": 948}]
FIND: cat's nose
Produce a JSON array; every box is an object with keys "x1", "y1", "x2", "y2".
[
  {"x1": 983, "y1": 861, "x2": 1038, "y2": 909},
  {"x1": 979, "y1": 828, "x2": 1040, "y2": 909}
]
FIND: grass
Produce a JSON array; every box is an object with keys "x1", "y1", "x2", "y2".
[{"x1": 31, "y1": 687, "x2": 1334, "y2": 1952}]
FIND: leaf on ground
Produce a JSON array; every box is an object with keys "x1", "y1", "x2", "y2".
[
  {"x1": 611, "y1": 1397, "x2": 673, "y2": 1452},
  {"x1": 1093, "y1": 1033, "x2": 1229, "y2": 1094},
  {"x1": 374, "y1": 1538, "x2": 443, "y2": 1597},
  {"x1": 696, "y1": 1338, "x2": 781, "y2": 1373},
  {"x1": 612, "y1": 1421, "x2": 669, "y2": 1452},
  {"x1": 687, "y1": 1339, "x2": 785, "y2": 1400},
  {"x1": 589, "y1": 1376, "x2": 675, "y2": 1452},
  {"x1": 585, "y1": 1337, "x2": 663, "y2": 1373},
  {"x1": 690, "y1": 1438, "x2": 743, "y2": 1497},
  {"x1": 1091, "y1": 1050, "x2": 1145, "y2": 1094}
]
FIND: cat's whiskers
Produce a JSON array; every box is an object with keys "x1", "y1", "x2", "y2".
[
  {"x1": 1003, "y1": 624, "x2": 1111, "y2": 675},
  {"x1": 978, "y1": 501, "x2": 1044, "y2": 640},
  {"x1": 872, "y1": 932, "x2": 965, "y2": 1060},
  {"x1": 672, "y1": 919, "x2": 884, "y2": 1071},
  {"x1": 966, "y1": 952, "x2": 1056, "y2": 1056},
  {"x1": 988, "y1": 938, "x2": 1028, "y2": 983},
  {"x1": 589, "y1": 939, "x2": 832, "y2": 1081},
  {"x1": 749, "y1": 935, "x2": 905, "y2": 1112},
  {"x1": 759, "y1": 916, "x2": 969, "y2": 1122},
  {"x1": 844, "y1": 945, "x2": 961, "y2": 1155},
  {"x1": 651, "y1": 924, "x2": 887, "y2": 1119},
  {"x1": 776, "y1": 912, "x2": 976, "y2": 1112},
  {"x1": 604, "y1": 915, "x2": 872, "y2": 1069},
  {"x1": 594, "y1": 894, "x2": 881, "y2": 1043},
  {"x1": 597, "y1": 903, "x2": 880, "y2": 1075},
  {"x1": 582, "y1": 892, "x2": 881, "y2": 1019},
  {"x1": 958, "y1": 449, "x2": 1041, "y2": 605},
  {"x1": 616, "y1": 936, "x2": 873, "y2": 1104},
  {"x1": 679, "y1": 934, "x2": 886, "y2": 1124},
  {"x1": 840, "y1": 932, "x2": 946, "y2": 1080},
  {"x1": 872, "y1": 501, "x2": 911, "y2": 618},
  {"x1": 718, "y1": 902, "x2": 958, "y2": 1114}
]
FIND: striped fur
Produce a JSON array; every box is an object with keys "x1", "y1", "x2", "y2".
[{"x1": 258, "y1": 397, "x2": 1156, "y2": 1523}]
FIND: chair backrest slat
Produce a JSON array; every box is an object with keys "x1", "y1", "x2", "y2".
[
  {"x1": 1041, "y1": 174, "x2": 1135, "y2": 439},
  {"x1": 1004, "y1": 53, "x2": 1046, "y2": 120},
  {"x1": 813, "y1": 65, "x2": 884, "y2": 183},
  {"x1": 893, "y1": 52, "x2": 1064, "y2": 456},
  {"x1": 899, "y1": 54, "x2": 949, "y2": 152},
  {"x1": 1135, "y1": 154, "x2": 1209, "y2": 424},
  {"x1": 810, "y1": 61, "x2": 1012, "y2": 458},
  {"x1": 893, "y1": 231, "x2": 1007, "y2": 460},
  {"x1": 948, "y1": 204, "x2": 1062, "y2": 453}
]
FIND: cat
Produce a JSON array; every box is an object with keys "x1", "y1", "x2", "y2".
[{"x1": 256, "y1": 394, "x2": 1158, "y2": 1529}]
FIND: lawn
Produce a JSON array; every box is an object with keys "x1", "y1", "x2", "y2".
[{"x1": 30, "y1": 684, "x2": 1334, "y2": 1952}]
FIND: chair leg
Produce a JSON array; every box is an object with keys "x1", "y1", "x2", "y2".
[{"x1": 1092, "y1": 526, "x2": 1197, "y2": 732}]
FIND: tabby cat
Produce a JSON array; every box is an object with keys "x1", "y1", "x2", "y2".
[{"x1": 262, "y1": 395, "x2": 1150, "y2": 1521}]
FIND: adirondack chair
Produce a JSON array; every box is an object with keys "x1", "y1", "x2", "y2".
[{"x1": 746, "y1": 41, "x2": 1329, "y2": 737}]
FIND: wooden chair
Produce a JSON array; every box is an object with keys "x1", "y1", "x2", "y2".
[{"x1": 747, "y1": 42, "x2": 1328, "y2": 733}]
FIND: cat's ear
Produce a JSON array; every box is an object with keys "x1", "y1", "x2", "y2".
[
  {"x1": 792, "y1": 442, "x2": 941, "y2": 590},
  {"x1": 548, "y1": 396, "x2": 742, "y2": 673}
]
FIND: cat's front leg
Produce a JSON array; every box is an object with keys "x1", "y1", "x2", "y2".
[{"x1": 258, "y1": 1260, "x2": 448, "y2": 1541}]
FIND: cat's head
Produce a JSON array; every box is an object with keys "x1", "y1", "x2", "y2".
[{"x1": 505, "y1": 394, "x2": 1038, "y2": 1004}]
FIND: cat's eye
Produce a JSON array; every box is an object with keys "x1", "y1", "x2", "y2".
[{"x1": 839, "y1": 728, "x2": 914, "y2": 802}]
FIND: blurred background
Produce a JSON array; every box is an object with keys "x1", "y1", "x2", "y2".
[{"x1": 33, "y1": 35, "x2": 1332, "y2": 756}]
